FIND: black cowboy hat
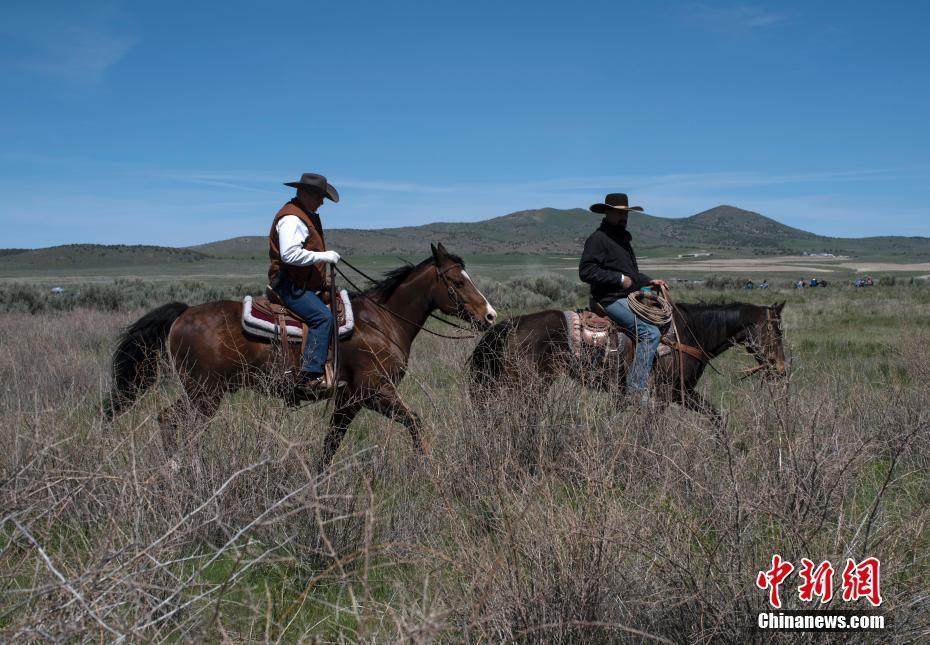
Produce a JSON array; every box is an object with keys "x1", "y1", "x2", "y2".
[
  {"x1": 284, "y1": 173, "x2": 340, "y2": 202},
  {"x1": 590, "y1": 193, "x2": 643, "y2": 214}
]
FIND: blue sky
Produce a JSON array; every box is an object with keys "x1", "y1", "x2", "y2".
[{"x1": 1, "y1": 1, "x2": 928, "y2": 247}]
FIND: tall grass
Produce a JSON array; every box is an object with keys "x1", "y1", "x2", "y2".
[{"x1": 1, "y1": 284, "x2": 928, "y2": 641}]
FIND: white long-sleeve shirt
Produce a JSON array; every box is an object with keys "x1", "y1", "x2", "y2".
[{"x1": 276, "y1": 215, "x2": 327, "y2": 266}]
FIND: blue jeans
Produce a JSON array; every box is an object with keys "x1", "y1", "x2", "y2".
[
  {"x1": 603, "y1": 297, "x2": 661, "y2": 393},
  {"x1": 274, "y1": 277, "x2": 333, "y2": 375}
]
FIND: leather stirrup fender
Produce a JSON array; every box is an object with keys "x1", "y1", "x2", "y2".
[{"x1": 277, "y1": 313, "x2": 291, "y2": 368}]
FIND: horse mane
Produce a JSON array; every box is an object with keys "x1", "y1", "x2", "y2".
[
  {"x1": 676, "y1": 301, "x2": 759, "y2": 323},
  {"x1": 356, "y1": 253, "x2": 465, "y2": 302},
  {"x1": 675, "y1": 301, "x2": 763, "y2": 350}
]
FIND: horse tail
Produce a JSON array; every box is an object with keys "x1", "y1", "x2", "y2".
[
  {"x1": 106, "y1": 302, "x2": 189, "y2": 418},
  {"x1": 468, "y1": 319, "x2": 514, "y2": 397}
]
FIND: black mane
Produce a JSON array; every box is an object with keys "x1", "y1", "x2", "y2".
[
  {"x1": 676, "y1": 301, "x2": 761, "y2": 324},
  {"x1": 675, "y1": 301, "x2": 766, "y2": 352},
  {"x1": 354, "y1": 253, "x2": 464, "y2": 302}
]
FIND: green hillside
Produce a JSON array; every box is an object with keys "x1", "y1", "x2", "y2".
[
  {"x1": 191, "y1": 205, "x2": 930, "y2": 260},
  {"x1": 0, "y1": 249, "x2": 29, "y2": 259},
  {"x1": 0, "y1": 244, "x2": 209, "y2": 272},
  {"x1": 3, "y1": 207, "x2": 929, "y2": 281}
]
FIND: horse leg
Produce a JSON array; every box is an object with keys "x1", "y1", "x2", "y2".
[
  {"x1": 366, "y1": 392, "x2": 427, "y2": 457},
  {"x1": 516, "y1": 373, "x2": 556, "y2": 473},
  {"x1": 158, "y1": 383, "x2": 223, "y2": 473},
  {"x1": 320, "y1": 400, "x2": 362, "y2": 468},
  {"x1": 158, "y1": 398, "x2": 186, "y2": 462},
  {"x1": 684, "y1": 389, "x2": 723, "y2": 427}
]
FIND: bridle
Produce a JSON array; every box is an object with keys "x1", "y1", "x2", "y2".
[
  {"x1": 741, "y1": 306, "x2": 784, "y2": 378},
  {"x1": 435, "y1": 263, "x2": 470, "y2": 320},
  {"x1": 664, "y1": 296, "x2": 784, "y2": 390},
  {"x1": 335, "y1": 257, "x2": 478, "y2": 339}
]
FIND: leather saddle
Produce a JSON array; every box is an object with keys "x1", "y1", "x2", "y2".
[
  {"x1": 241, "y1": 286, "x2": 355, "y2": 395},
  {"x1": 243, "y1": 286, "x2": 353, "y2": 342},
  {"x1": 255, "y1": 286, "x2": 348, "y2": 331},
  {"x1": 563, "y1": 300, "x2": 673, "y2": 361}
]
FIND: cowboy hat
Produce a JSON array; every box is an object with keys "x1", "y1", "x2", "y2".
[
  {"x1": 284, "y1": 173, "x2": 340, "y2": 202},
  {"x1": 589, "y1": 193, "x2": 643, "y2": 214}
]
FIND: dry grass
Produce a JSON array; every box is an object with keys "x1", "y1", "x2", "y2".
[{"x1": 1, "y1": 288, "x2": 929, "y2": 642}]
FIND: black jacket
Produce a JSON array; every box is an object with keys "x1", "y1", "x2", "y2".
[{"x1": 579, "y1": 219, "x2": 652, "y2": 305}]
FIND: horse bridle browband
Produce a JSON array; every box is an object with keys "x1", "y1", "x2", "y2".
[{"x1": 435, "y1": 263, "x2": 470, "y2": 319}]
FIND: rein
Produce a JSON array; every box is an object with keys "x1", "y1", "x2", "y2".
[
  {"x1": 335, "y1": 258, "x2": 477, "y2": 340},
  {"x1": 659, "y1": 285, "x2": 694, "y2": 405},
  {"x1": 654, "y1": 285, "x2": 735, "y2": 405},
  {"x1": 658, "y1": 286, "x2": 715, "y2": 361}
]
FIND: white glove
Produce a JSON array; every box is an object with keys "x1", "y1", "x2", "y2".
[{"x1": 317, "y1": 251, "x2": 341, "y2": 265}]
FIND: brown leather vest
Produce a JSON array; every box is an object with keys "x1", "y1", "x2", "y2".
[{"x1": 268, "y1": 199, "x2": 327, "y2": 292}]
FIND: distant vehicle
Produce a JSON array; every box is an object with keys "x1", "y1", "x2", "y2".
[{"x1": 50, "y1": 287, "x2": 64, "y2": 294}]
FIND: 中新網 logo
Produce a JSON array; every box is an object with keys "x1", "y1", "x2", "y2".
[{"x1": 756, "y1": 555, "x2": 882, "y2": 608}]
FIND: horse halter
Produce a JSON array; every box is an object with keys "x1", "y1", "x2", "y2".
[
  {"x1": 435, "y1": 262, "x2": 469, "y2": 318},
  {"x1": 762, "y1": 305, "x2": 781, "y2": 343},
  {"x1": 742, "y1": 306, "x2": 783, "y2": 377}
]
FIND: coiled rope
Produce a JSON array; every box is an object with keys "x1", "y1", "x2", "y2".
[{"x1": 627, "y1": 289, "x2": 673, "y2": 326}]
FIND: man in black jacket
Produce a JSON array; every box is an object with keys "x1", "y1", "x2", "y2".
[{"x1": 579, "y1": 193, "x2": 667, "y2": 400}]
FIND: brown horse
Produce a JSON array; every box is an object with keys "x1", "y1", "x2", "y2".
[
  {"x1": 469, "y1": 301, "x2": 787, "y2": 423},
  {"x1": 108, "y1": 243, "x2": 496, "y2": 466}
]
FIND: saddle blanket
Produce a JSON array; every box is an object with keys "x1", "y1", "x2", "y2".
[
  {"x1": 242, "y1": 290, "x2": 354, "y2": 343},
  {"x1": 563, "y1": 310, "x2": 672, "y2": 359}
]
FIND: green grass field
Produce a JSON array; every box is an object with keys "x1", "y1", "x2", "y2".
[{"x1": 2, "y1": 268, "x2": 929, "y2": 641}]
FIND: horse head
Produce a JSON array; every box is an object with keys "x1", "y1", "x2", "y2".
[
  {"x1": 430, "y1": 243, "x2": 497, "y2": 330},
  {"x1": 742, "y1": 301, "x2": 788, "y2": 381}
]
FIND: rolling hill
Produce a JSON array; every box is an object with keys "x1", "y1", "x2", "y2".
[
  {"x1": 2, "y1": 207, "x2": 929, "y2": 277},
  {"x1": 0, "y1": 244, "x2": 209, "y2": 273},
  {"x1": 191, "y1": 205, "x2": 930, "y2": 260}
]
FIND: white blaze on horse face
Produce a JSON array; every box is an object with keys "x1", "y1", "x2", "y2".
[{"x1": 462, "y1": 270, "x2": 497, "y2": 324}]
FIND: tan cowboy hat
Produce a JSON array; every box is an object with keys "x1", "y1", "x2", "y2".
[{"x1": 589, "y1": 193, "x2": 644, "y2": 214}]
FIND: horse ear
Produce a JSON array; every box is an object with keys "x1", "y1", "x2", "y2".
[
  {"x1": 774, "y1": 301, "x2": 786, "y2": 313},
  {"x1": 436, "y1": 242, "x2": 449, "y2": 258},
  {"x1": 430, "y1": 243, "x2": 438, "y2": 259}
]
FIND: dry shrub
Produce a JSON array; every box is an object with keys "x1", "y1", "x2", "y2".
[
  {"x1": 413, "y1": 325, "x2": 930, "y2": 642},
  {"x1": 1, "y1": 299, "x2": 928, "y2": 642}
]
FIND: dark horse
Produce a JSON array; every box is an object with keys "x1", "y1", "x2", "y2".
[
  {"x1": 469, "y1": 300, "x2": 787, "y2": 422},
  {"x1": 108, "y1": 243, "x2": 496, "y2": 466}
]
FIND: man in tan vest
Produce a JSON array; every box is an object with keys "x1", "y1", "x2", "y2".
[{"x1": 268, "y1": 173, "x2": 341, "y2": 393}]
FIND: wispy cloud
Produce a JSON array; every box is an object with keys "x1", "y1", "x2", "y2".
[
  {"x1": 3, "y1": 160, "x2": 928, "y2": 245},
  {"x1": 314, "y1": 167, "x2": 924, "y2": 203},
  {"x1": 681, "y1": 3, "x2": 789, "y2": 32},
  {"x1": 141, "y1": 171, "x2": 282, "y2": 195},
  {"x1": 1, "y1": 4, "x2": 135, "y2": 84},
  {"x1": 11, "y1": 154, "x2": 920, "y2": 199},
  {"x1": 336, "y1": 179, "x2": 458, "y2": 195}
]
